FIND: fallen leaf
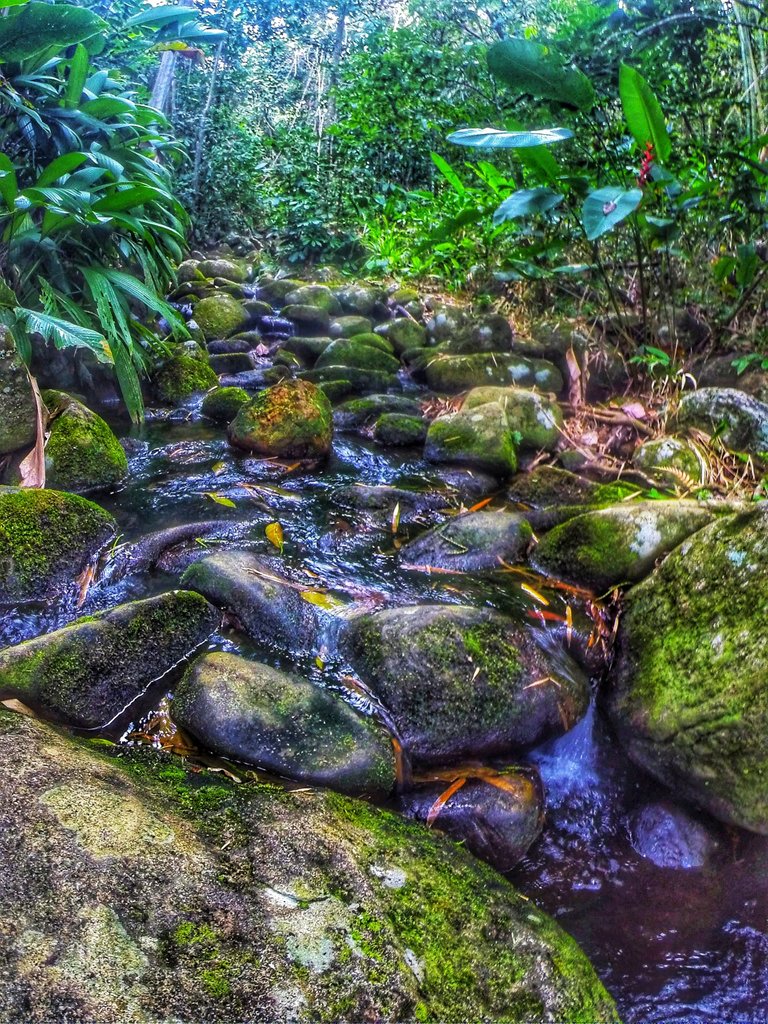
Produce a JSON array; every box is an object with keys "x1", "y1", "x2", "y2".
[
  {"x1": 18, "y1": 375, "x2": 46, "y2": 488},
  {"x1": 211, "y1": 461, "x2": 227, "y2": 475},
  {"x1": 520, "y1": 582, "x2": 550, "y2": 606},
  {"x1": 467, "y1": 496, "x2": 494, "y2": 513},
  {"x1": 300, "y1": 589, "x2": 344, "y2": 610},
  {"x1": 204, "y1": 491, "x2": 236, "y2": 508},
  {"x1": 265, "y1": 521, "x2": 284, "y2": 551},
  {"x1": 426, "y1": 778, "x2": 466, "y2": 826},
  {"x1": 391, "y1": 501, "x2": 401, "y2": 534}
]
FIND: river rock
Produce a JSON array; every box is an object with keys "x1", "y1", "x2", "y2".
[
  {"x1": 182, "y1": 551, "x2": 322, "y2": 657},
  {"x1": 626, "y1": 801, "x2": 721, "y2": 869},
  {"x1": 256, "y1": 275, "x2": 305, "y2": 305},
  {"x1": 154, "y1": 351, "x2": 219, "y2": 404},
  {"x1": 173, "y1": 652, "x2": 395, "y2": 797},
  {"x1": 0, "y1": 328, "x2": 36, "y2": 455},
  {"x1": 193, "y1": 294, "x2": 250, "y2": 341},
  {"x1": 198, "y1": 258, "x2": 248, "y2": 283},
  {"x1": 201, "y1": 386, "x2": 250, "y2": 424},
  {"x1": 424, "y1": 353, "x2": 563, "y2": 394},
  {"x1": 334, "y1": 283, "x2": 387, "y2": 317},
  {"x1": 437, "y1": 313, "x2": 513, "y2": 354},
  {"x1": 279, "y1": 336, "x2": 332, "y2": 364},
  {"x1": 374, "y1": 318, "x2": 427, "y2": 354},
  {"x1": 285, "y1": 284, "x2": 341, "y2": 316},
  {"x1": 507, "y1": 467, "x2": 638, "y2": 530},
  {"x1": 282, "y1": 304, "x2": 331, "y2": 334},
  {"x1": 399, "y1": 770, "x2": 544, "y2": 872},
  {"x1": 399, "y1": 510, "x2": 532, "y2": 572},
  {"x1": 208, "y1": 352, "x2": 254, "y2": 375},
  {"x1": 632, "y1": 436, "x2": 705, "y2": 489},
  {"x1": 343, "y1": 604, "x2": 589, "y2": 765},
  {"x1": 373, "y1": 413, "x2": 426, "y2": 446},
  {"x1": 333, "y1": 394, "x2": 423, "y2": 432},
  {"x1": 329, "y1": 315, "x2": 373, "y2": 338},
  {"x1": 0, "y1": 706, "x2": 619, "y2": 1023},
  {"x1": 425, "y1": 403, "x2": 518, "y2": 478},
  {"x1": 675, "y1": 387, "x2": 768, "y2": 455},
  {"x1": 0, "y1": 591, "x2": 219, "y2": 728},
  {"x1": 42, "y1": 390, "x2": 128, "y2": 493},
  {"x1": 532, "y1": 500, "x2": 714, "y2": 592},
  {"x1": 607, "y1": 507, "x2": 768, "y2": 833},
  {"x1": 462, "y1": 386, "x2": 563, "y2": 451},
  {"x1": 0, "y1": 486, "x2": 116, "y2": 604},
  {"x1": 227, "y1": 379, "x2": 332, "y2": 459}
]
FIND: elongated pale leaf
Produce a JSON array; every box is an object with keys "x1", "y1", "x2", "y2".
[
  {"x1": 125, "y1": 6, "x2": 199, "y2": 29},
  {"x1": 487, "y1": 39, "x2": 595, "y2": 112},
  {"x1": 18, "y1": 375, "x2": 45, "y2": 489},
  {"x1": 300, "y1": 590, "x2": 345, "y2": 611},
  {"x1": 204, "y1": 492, "x2": 236, "y2": 508},
  {"x1": 618, "y1": 63, "x2": 671, "y2": 163},
  {"x1": 581, "y1": 187, "x2": 642, "y2": 241},
  {"x1": 448, "y1": 127, "x2": 573, "y2": 150},
  {"x1": 493, "y1": 187, "x2": 564, "y2": 224},
  {"x1": 65, "y1": 44, "x2": 89, "y2": 109}
]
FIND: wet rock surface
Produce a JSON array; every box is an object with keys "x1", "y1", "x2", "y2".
[{"x1": 399, "y1": 509, "x2": 532, "y2": 572}]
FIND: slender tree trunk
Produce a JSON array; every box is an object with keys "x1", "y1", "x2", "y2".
[
  {"x1": 326, "y1": 1, "x2": 348, "y2": 124},
  {"x1": 151, "y1": 50, "x2": 177, "y2": 114},
  {"x1": 191, "y1": 41, "x2": 224, "y2": 206}
]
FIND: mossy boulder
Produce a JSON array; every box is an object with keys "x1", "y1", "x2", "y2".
[
  {"x1": 462, "y1": 386, "x2": 563, "y2": 452},
  {"x1": 280, "y1": 336, "x2": 332, "y2": 364},
  {"x1": 373, "y1": 413, "x2": 426, "y2": 446},
  {"x1": 285, "y1": 284, "x2": 341, "y2": 316},
  {"x1": 632, "y1": 436, "x2": 705, "y2": 489},
  {"x1": 316, "y1": 337, "x2": 399, "y2": 374},
  {"x1": 424, "y1": 353, "x2": 563, "y2": 394},
  {"x1": 533, "y1": 500, "x2": 714, "y2": 593},
  {"x1": 400, "y1": 510, "x2": 532, "y2": 573},
  {"x1": 227, "y1": 379, "x2": 332, "y2": 459},
  {"x1": 607, "y1": 507, "x2": 768, "y2": 833},
  {"x1": 208, "y1": 352, "x2": 254, "y2": 375},
  {"x1": 0, "y1": 706, "x2": 619, "y2": 1024},
  {"x1": 675, "y1": 388, "x2": 768, "y2": 455},
  {"x1": 0, "y1": 328, "x2": 36, "y2": 455},
  {"x1": 176, "y1": 259, "x2": 205, "y2": 284},
  {"x1": 425, "y1": 404, "x2": 518, "y2": 478},
  {"x1": 507, "y1": 467, "x2": 638, "y2": 530},
  {"x1": 193, "y1": 294, "x2": 249, "y2": 341},
  {"x1": 334, "y1": 394, "x2": 423, "y2": 432},
  {"x1": 0, "y1": 591, "x2": 219, "y2": 727},
  {"x1": 172, "y1": 652, "x2": 395, "y2": 797},
  {"x1": 329, "y1": 315, "x2": 374, "y2": 338},
  {"x1": 282, "y1": 304, "x2": 331, "y2": 335},
  {"x1": 200, "y1": 386, "x2": 250, "y2": 424},
  {"x1": 425, "y1": 304, "x2": 470, "y2": 342},
  {"x1": 334, "y1": 283, "x2": 387, "y2": 317},
  {"x1": 154, "y1": 352, "x2": 219, "y2": 405},
  {"x1": 343, "y1": 604, "x2": 589, "y2": 765},
  {"x1": 375, "y1": 318, "x2": 427, "y2": 354},
  {"x1": 300, "y1": 366, "x2": 398, "y2": 399},
  {"x1": 182, "y1": 551, "x2": 323, "y2": 658},
  {"x1": 256, "y1": 275, "x2": 306, "y2": 305},
  {"x1": 0, "y1": 486, "x2": 115, "y2": 604},
  {"x1": 42, "y1": 390, "x2": 127, "y2": 493},
  {"x1": 439, "y1": 314, "x2": 513, "y2": 355},
  {"x1": 198, "y1": 258, "x2": 247, "y2": 283}
]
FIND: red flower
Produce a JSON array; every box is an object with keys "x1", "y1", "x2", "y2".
[{"x1": 637, "y1": 141, "x2": 654, "y2": 187}]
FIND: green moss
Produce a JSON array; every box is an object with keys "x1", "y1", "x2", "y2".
[
  {"x1": 424, "y1": 352, "x2": 563, "y2": 394},
  {"x1": 228, "y1": 379, "x2": 333, "y2": 458},
  {"x1": 193, "y1": 293, "x2": 249, "y2": 341},
  {"x1": 316, "y1": 337, "x2": 400, "y2": 374},
  {"x1": 425, "y1": 406, "x2": 518, "y2": 478},
  {"x1": 42, "y1": 391, "x2": 127, "y2": 493},
  {"x1": 201, "y1": 386, "x2": 250, "y2": 424},
  {"x1": 373, "y1": 413, "x2": 426, "y2": 446},
  {"x1": 155, "y1": 353, "x2": 219, "y2": 404}
]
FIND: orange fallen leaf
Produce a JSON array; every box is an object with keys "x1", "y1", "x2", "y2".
[{"x1": 426, "y1": 777, "x2": 466, "y2": 827}]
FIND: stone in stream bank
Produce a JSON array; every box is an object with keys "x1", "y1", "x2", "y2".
[
  {"x1": 42, "y1": 390, "x2": 128, "y2": 493},
  {"x1": 0, "y1": 591, "x2": 220, "y2": 728},
  {"x1": 0, "y1": 327, "x2": 37, "y2": 456},
  {"x1": 227, "y1": 379, "x2": 333, "y2": 459},
  {"x1": 608, "y1": 506, "x2": 768, "y2": 834},
  {"x1": 0, "y1": 706, "x2": 620, "y2": 1023},
  {"x1": 343, "y1": 605, "x2": 589, "y2": 765},
  {"x1": 399, "y1": 509, "x2": 532, "y2": 572},
  {"x1": 172, "y1": 652, "x2": 395, "y2": 797},
  {"x1": 0, "y1": 486, "x2": 116, "y2": 605}
]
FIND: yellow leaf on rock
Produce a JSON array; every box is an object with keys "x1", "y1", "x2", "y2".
[
  {"x1": 204, "y1": 492, "x2": 236, "y2": 508},
  {"x1": 266, "y1": 521, "x2": 284, "y2": 551},
  {"x1": 300, "y1": 589, "x2": 344, "y2": 611}
]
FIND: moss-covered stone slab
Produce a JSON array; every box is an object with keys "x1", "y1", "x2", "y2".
[
  {"x1": 201, "y1": 386, "x2": 250, "y2": 424},
  {"x1": 333, "y1": 394, "x2": 423, "y2": 433},
  {"x1": 279, "y1": 336, "x2": 333, "y2": 364},
  {"x1": 282, "y1": 304, "x2": 332, "y2": 335},
  {"x1": 300, "y1": 365, "x2": 398, "y2": 398},
  {"x1": 316, "y1": 337, "x2": 399, "y2": 374},
  {"x1": 0, "y1": 707, "x2": 619, "y2": 1023},
  {"x1": 0, "y1": 328, "x2": 36, "y2": 455},
  {"x1": 462, "y1": 386, "x2": 563, "y2": 452},
  {"x1": 176, "y1": 259, "x2": 205, "y2": 284},
  {"x1": 373, "y1": 413, "x2": 426, "y2": 446},
  {"x1": 193, "y1": 294, "x2": 250, "y2": 341},
  {"x1": 425, "y1": 403, "x2": 518, "y2": 478},
  {"x1": 334, "y1": 283, "x2": 387, "y2": 317},
  {"x1": 607, "y1": 507, "x2": 768, "y2": 833},
  {"x1": 329, "y1": 315, "x2": 374, "y2": 338},
  {"x1": 227, "y1": 379, "x2": 332, "y2": 459},
  {"x1": 0, "y1": 486, "x2": 116, "y2": 604},
  {"x1": 154, "y1": 352, "x2": 219, "y2": 405},
  {"x1": 255, "y1": 275, "x2": 306, "y2": 305},
  {"x1": 675, "y1": 387, "x2": 768, "y2": 455},
  {"x1": 632, "y1": 436, "x2": 705, "y2": 489},
  {"x1": 0, "y1": 590, "x2": 219, "y2": 727},
  {"x1": 532, "y1": 500, "x2": 714, "y2": 593},
  {"x1": 42, "y1": 390, "x2": 127, "y2": 494},
  {"x1": 374, "y1": 318, "x2": 427, "y2": 354},
  {"x1": 285, "y1": 285, "x2": 342, "y2": 316},
  {"x1": 198, "y1": 258, "x2": 248, "y2": 283},
  {"x1": 399, "y1": 510, "x2": 532, "y2": 572},
  {"x1": 424, "y1": 352, "x2": 563, "y2": 394},
  {"x1": 208, "y1": 352, "x2": 255, "y2": 376},
  {"x1": 343, "y1": 604, "x2": 589, "y2": 765},
  {"x1": 173, "y1": 652, "x2": 395, "y2": 797},
  {"x1": 507, "y1": 467, "x2": 638, "y2": 530},
  {"x1": 437, "y1": 313, "x2": 513, "y2": 354}
]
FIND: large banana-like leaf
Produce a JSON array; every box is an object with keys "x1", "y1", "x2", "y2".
[
  {"x1": 448, "y1": 127, "x2": 573, "y2": 149},
  {"x1": 618, "y1": 63, "x2": 671, "y2": 164},
  {"x1": 487, "y1": 39, "x2": 595, "y2": 112},
  {"x1": 15, "y1": 307, "x2": 112, "y2": 361},
  {"x1": 0, "y1": 3, "x2": 107, "y2": 64}
]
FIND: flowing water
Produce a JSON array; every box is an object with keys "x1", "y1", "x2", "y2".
[{"x1": 2, "y1": 413, "x2": 767, "y2": 1023}]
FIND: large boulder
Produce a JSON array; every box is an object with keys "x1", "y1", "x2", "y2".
[
  {"x1": 284, "y1": 284, "x2": 341, "y2": 316},
  {"x1": 154, "y1": 352, "x2": 219, "y2": 404},
  {"x1": 329, "y1": 315, "x2": 373, "y2": 338},
  {"x1": 437, "y1": 314, "x2": 513, "y2": 354},
  {"x1": 198, "y1": 258, "x2": 248, "y2": 283},
  {"x1": 0, "y1": 327, "x2": 36, "y2": 455},
  {"x1": 334, "y1": 282, "x2": 387, "y2": 317},
  {"x1": 425, "y1": 403, "x2": 518, "y2": 478},
  {"x1": 42, "y1": 390, "x2": 128, "y2": 493},
  {"x1": 282, "y1": 304, "x2": 331, "y2": 335},
  {"x1": 0, "y1": 591, "x2": 219, "y2": 727},
  {"x1": 424, "y1": 353, "x2": 563, "y2": 394},
  {"x1": 400, "y1": 510, "x2": 532, "y2": 572},
  {"x1": 315, "y1": 336, "x2": 400, "y2": 375},
  {"x1": 0, "y1": 486, "x2": 115, "y2": 605},
  {"x1": 343, "y1": 604, "x2": 589, "y2": 765},
  {"x1": 532, "y1": 500, "x2": 714, "y2": 592},
  {"x1": 462, "y1": 387, "x2": 563, "y2": 452},
  {"x1": 374, "y1": 318, "x2": 427, "y2": 354},
  {"x1": 607, "y1": 507, "x2": 768, "y2": 833},
  {"x1": 632, "y1": 436, "x2": 705, "y2": 490},
  {"x1": 227, "y1": 379, "x2": 332, "y2": 459},
  {"x1": 675, "y1": 387, "x2": 768, "y2": 455},
  {"x1": 173, "y1": 652, "x2": 395, "y2": 797},
  {"x1": 193, "y1": 294, "x2": 249, "y2": 341},
  {"x1": 0, "y1": 707, "x2": 619, "y2": 1023},
  {"x1": 200, "y1": 386, "x2": 250, "y2": 424}
]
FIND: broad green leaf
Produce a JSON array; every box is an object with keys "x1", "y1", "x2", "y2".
[
  {"x1": 65, "y1": 44, "x2": 89, "y2": 109},
  {"x1": 204, "y1": 492, "x2": 237, "y2": 508},
  {"x1": 35, "y1": 152, "x2": 89, "y2": 186},
  {"x1": 448, "y1": 127, "x2": 573, "y2": 149},
  {"x1": 0, "y1": 154, "x2": 19, "y2": 211},
  {"x1": 487, "y1": 38, "x2": 595, "y2": 112},
  {"x1": 618, "y1": 63, "x2": 671, "y2": 163},
  {"x1": 124, "y1": 6, "x2": 199, "y2": 29},
  {"x1": 582, "y1": 186, "x2": 643, "y2": 241},
  {"x1": 14, "y1": 307, "x2": 112, "y2": 361},
  {"x1": 493, "y1": 188, "x2": 564, "y2": 224},
  {"x1": 0, "y1": 281, "x2": 17, "y2": 307},
  {"x1": 430, "y1": 152, "x2": 465, "y2": 195},
  {"x1": 0, "y1": 3, "x2": 106, "y2": 63}
]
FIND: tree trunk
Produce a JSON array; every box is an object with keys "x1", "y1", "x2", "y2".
[
  {"x1": 151, "y1": 50, "x2": 178, "y2": 114},
  {"x1": 191, "y1": 41, "x2": 224, "y2": 206}
]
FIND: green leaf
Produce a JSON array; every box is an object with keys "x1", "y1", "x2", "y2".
[
  {"x1": 448, "y1": 127, "x2": 573, "y2": 149},
  {"x1": 430, "y1": 152, "x2": 465, "y2": 195},
  {"x1": 65, "y1": 44, "x2": 89, "y2": 109},
  {"x1": 0, "y1": 281, "x2": 17, "y2": 307},
  {"x1": 14, "y1": 308, "x2": 112, "y2": 361},
  {"x1": 618, "y1": 63, "x2": 671, "y2": 164},
  {"x1": 0, "y1": 154, "x2": 19, "y2": 211},
  {"x1": 125, "y1": 6, "x2": 199, "y2": 29},
  {"x1": 487, "y1": 38, "x2": 595, "y2": 112},
  {"x1": 582, "y1": 187, "x2": 643, "y2": 241},
  {"x1": 35, "y1": 152, "x2": 89, "y2": 186},
  {"x1": 493, "y1": 188, "x2": 564, "y2": 224},
  {"x1": 0, "y1": 3, "x2": 106, "y2": 63}
]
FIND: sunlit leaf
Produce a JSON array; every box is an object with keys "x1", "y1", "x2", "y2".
[
  {"x1": 581, "y1": 186, "x2": 642, "y2": 241},
  {"x1": 448, "y1": 127, "x2": 573, "y2": 150},
  {"x1": 204, "y1": 491, "x2": 236, "y2": 507},
  {"x1": 300, "y1": 589, "x2": 345, "y2": 610},
  {"x1": 265, "y1": 521, "x2": 284, "y2": 551}
]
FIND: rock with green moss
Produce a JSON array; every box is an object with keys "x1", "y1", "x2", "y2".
[
  {"x1": 280, "y1": 336, "x2": 332, "y2": 364},
  {"x1": 227, "y1": 379, "x2": 332, "y2": 459},
  {"x1": 425, "y1": 304, "x2": 470, "y2": 342},
  {"x1": 42, "y1": 390, "x2": 127, "y2": 493},
  {"x1": 193, "y1": 294, "x2": 250, "y2": 341},
  {"x1": 285, "y1": 284, "x2": 342, "y2": 316},
  {"x1": 439, "y1": 313, "x2": 513, "y2": 354},
  {"x1": 0, "y1": 706, "x2": 619, "y2": 1024},
  {"x1": 400, "y1": 769, "x2": 543, "y2": 872},
  {"x1": 374, "y1": 318, "x2": 427, "y2": 354},
  {"x1": 182, "y1": 551, "x2": 322, "y2": 657},
  {"x1": 316, "y1": 337, "x2": 399, "y2": 375},
  {"x1": 0, "y1": 591, "x2": 219, "y2": 727},
  {"x1": 173, "y1": 652, "x2": 395, "y2": 797},
  {"x1": 176, "y1": 259, "x2": 205, "y2": 284},
  {"x1": 201, "y1": 386, "x2": 250, "y2": 424},
  {"x1": 463, "y1": 386, "x2": 563, "y2": 452},
  {"x1": 507, "y1": 466, "x2": 638, "y2": 530},
  {"x1": 198, "y1": 258, "x2": 247, "y2": 283},
  {"x1": 608, "y1": 507, "x2": 768, "y2": 833},
  {"x1": 334, "y1": 394, "x2": 423, "y2": 432},
  {"x1": 632, "y1": 436, "x2": 705, "y2": 489},
  {"x1": 334, "y1": 283, "x2": 387, "y2": 317},
  {"x1": 343, "y1": 604, "x2": 589, "y2": 765},
  {"x1": 208, "y1": 352, "x2": 254, "y2": 375},
  {"x1": 425, "y1": 403, "x2": 518, "y2": 478},
  {"x1": 533, "y1": 500, "x2": 714, "y2": 592},
  {"x1": 300, "y1": 366, "x2": 397, "y2": 399},
  {"x1": 373, "y1": 413, "x2": 426, "y2": 446},
  {"x1": 329, "y1": 315, "x2": 374, "y2": 338},
  {"x1": 675, "y1": 387, "x2": 768, "y2": 455},
  {"x1": 424, "y1": 352, "x2": 563, "y2": 394},
  {"x1": 256, "y1": 275, "x2": 306, "y2": 304},
  {"x1": 399, "y1": 510, "x2": 532, "y2": 573},
  {"x1": 154, "y1": 352, "x2": 219, "y2": 405},
  {"x1": 0, "y1": 486, "x2": 116, "y2": 604},
  {"x1": 0, "y1": 328, "x2": 36, "y2": 455},
  {"x1": 282, "y1": 304, "x2": 331, "y2": 335}
]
